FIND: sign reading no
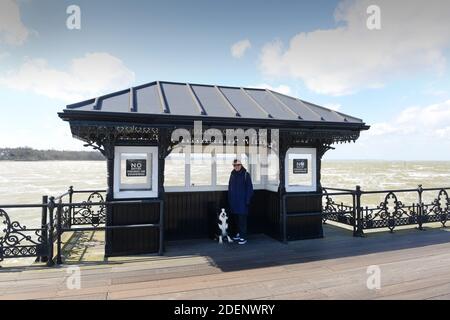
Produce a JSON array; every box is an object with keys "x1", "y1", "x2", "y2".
[{"x1": 126, "y1": 159, "x2": 147, "y2": 177}]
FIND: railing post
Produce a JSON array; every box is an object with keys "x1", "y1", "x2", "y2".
[
  {"x1": 37, "y1": 195, "x2": 48, "y2": 263},
  {"x1": 68, "y1": 186, "x2": 74, "y2": 229},
  {"x1": 352, "y1": 192, "x2": 357, "y2": 236},
  {"x1": 281, "y1": 194, "x2": 287, "y2": 243},
  {"x1": 56, "y1": 199, "x2": 63, "y2": 264},
  {"x1": 47, "y1": 197, "x2": 55, "y2": 267},
  {"x1": 417, "y1": 184, "x2": 424, "y2": 230},
  {"x1": 321, "y1": 188, "x2": 326, "y2": 224},
  {"x1": 354, "y1": 185, "x2": 364, "y2": 237},
  {"x1": 158, "y1": 200, "x2": 164, "y2": 256}
]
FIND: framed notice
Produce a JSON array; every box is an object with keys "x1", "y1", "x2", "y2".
[
  {"x1": 126, "y1": 159, "x2": 147, "y2": 177},
  {"x1": 114, "y1": 146, "x2": 158, "y2": 199},
  {"x1": 285, "y1": 148, "x2": 317, "y2": 192},
  {"x1": 293, "y1": 159, "x2": 308, "y2": 174}
]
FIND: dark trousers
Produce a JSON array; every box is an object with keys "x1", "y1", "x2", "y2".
[{"x1": 232, "y1": 214, "x2": 247, "y2": 239}]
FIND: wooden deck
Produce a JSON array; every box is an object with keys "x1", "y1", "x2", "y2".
[{"x1": 1, "y1": 224, "x2": 450, "y2": 300}]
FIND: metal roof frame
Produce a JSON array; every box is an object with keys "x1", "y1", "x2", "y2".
[{"x1": 60, "y1": 80, "x2": 370, "y2": 132}]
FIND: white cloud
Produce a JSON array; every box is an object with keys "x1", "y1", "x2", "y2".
[
  {"x1": 0, "y1": 52, "x2": 135, "y2": 101},
  {"x1": 325, "y1": 100, "x2": 450, "y2": 160},
  {"x1": 259, "y1": 0, "x2": 450, "y2": 95},
  {"x1": 0, "y1": 117, "x2": 87, "y2": 151},
  {"x1": 367, "y1": 100, "x2": 450, "y2": 138},
  {"x1": 231, "y1": 39, "x2": 252, "y2": 58},
  {"x1": 250, "y1": 83, "x2": 292, "y2": 95},
  {"x1": 0, "y1": 0, "x2": 29, "y2": 45}
]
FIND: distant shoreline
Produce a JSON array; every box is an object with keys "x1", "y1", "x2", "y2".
[
  {"x1": 0, "y1": 147, "x2": 105, "y2": 161},
  {"x1": 0, "y1": 159, "x2": 105, "y2": 162},
  {"x1": 0, "y1": 148, "x2": 448, "y2": 162}
]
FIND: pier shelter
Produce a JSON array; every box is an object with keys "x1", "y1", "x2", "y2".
[{"x1": 59, "y1": 81, "x2": 369, "y2": 256}]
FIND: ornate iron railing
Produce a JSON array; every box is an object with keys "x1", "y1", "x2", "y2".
[
  {"x1": 0, "y1": 202, "x2": 48, "y2": 262},
  {"x1": 56, "y1": 187, "x2": 107, "y2": 229},
  {"x1": 2, "y1": 184, "x2": 448, "y2": 265},
  {"x1": 70, "y1": 191, "x2": 106, "y2": 227},
  {"x1": 0, "y1": 187, "x2": 164, "y2": 266},
  {"x1": 320, "y1": 185, "x2": 450, "y2": 236},
  {"x1": 322, "y1": 187, "x2": 355, "y2": 226},
  {"x1": 421, "y1": 188, "x2": 449, "y2": 227}
]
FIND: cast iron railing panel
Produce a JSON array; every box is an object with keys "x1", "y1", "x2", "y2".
[
  {"x1": 0, "y1": 207, "x2": 48, "y2": 261},
  {"x1": 69, "y1": 191, "x2": 106, "y2": 227},
  {"x1": 421, "y1": 189, "x2": 449, "y2": 227},
  {"x1": 1, "y1": 187, "x2": 164, "y2": 266},
  {"x1": 317, "y1": 185, "x2": 450, "y2": 236},
  {"x1": 361, "y1": 192, "x2": 419, "y2": 231},
  {"x1": 322, "y1": 188, "x2": 355, "y2": 226}
]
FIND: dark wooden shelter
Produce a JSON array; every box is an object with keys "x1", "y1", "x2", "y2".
[{"x1": 59, "y1": 80, "x2": 369, "y2": 256}]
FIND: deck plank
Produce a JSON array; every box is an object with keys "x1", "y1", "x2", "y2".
[{"x1": 1, "y1": 224, "x2": 450, "y2": 300}]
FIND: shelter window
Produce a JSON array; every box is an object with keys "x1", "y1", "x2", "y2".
[
  {"x1": 216, "y1": 153, "x2": 248, "y2": 186},
  {"x1": 164, "y1": 147, "x2": 186, "y2": 187},
  {"x1": 264, "y1": 151, "x2": 280, "y2": 192},
  {"x1": 164, "y1": 150, "x2": 279, "y2": 192},
  {"x1": 190, "y1": 153, "x2": 212, "y2": 186},
  {"x1": 248, "y1": 153, "x2": 261, "y2": 185}
]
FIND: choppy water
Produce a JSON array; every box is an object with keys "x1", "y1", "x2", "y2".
[
  {"x1": 321, "y1": 160, "x2": 450, "y2": 211},
  {"x1": 0, "y1": 160, "x2": 449, "y2": 228}
]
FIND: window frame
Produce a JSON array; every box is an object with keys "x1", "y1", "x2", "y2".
[
  {"x1": 114, "y1": 146, "x2": 159, "y2": 199},
  {"x1": 284, "y1": 147, "x2": 317, "y2": 192},
  {"x1": 164, "y1": 151, "x2": 271, "y2": 192}
]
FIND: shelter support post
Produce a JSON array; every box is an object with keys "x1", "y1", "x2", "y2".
[{"x1": 104, "y1": 143, "x2": 115, "y2": 257}]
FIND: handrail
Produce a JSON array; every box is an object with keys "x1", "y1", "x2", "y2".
[
  {"x1": 323, "y1": 186, "x2": 450, "y2": 195},
  {"x1": 72, "y1": 189, "x2": 107, "y2": 194},
  {"x1": 54, "y1": 191, "x2": 71, "y2": 201},
  {"x1": 0, "y1": 203, "x2": 48, "y2": 208},
  {"x1": 1, "y1": 200, "x2": 168, "y2": 208},
  {"x1": 322, "y1": 186, "x2": 355, "y2": 193},
  {"x1": 0, "y1": 187, "x2": 164, "y2": 266},
  {"x1": 360, "y1": 188, "x2": 420, "y2": 194}
]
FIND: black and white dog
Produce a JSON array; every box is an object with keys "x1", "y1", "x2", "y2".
[{"x1": 217, "y1": 208, "x2": 233, "y2": 244}]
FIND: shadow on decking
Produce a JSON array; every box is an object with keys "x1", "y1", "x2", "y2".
[{"x1": 162, "y1": 224, "x2": 450, "y2": 272}]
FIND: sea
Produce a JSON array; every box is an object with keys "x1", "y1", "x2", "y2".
[{"x1": 0, "y1": 160, "x2": 449, "y2": 228}]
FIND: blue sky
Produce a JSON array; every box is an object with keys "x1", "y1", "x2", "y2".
[{"x1": 0, "y1": 0, "x2": 449, "y2": 160}]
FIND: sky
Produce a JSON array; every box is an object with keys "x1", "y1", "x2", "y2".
[{"x1": 0, "y1": 0, "x2": 449, "y2": 160}]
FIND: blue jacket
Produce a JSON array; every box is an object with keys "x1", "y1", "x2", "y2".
[{"x1": 228, "y1": 168, "x2": 254, "y2": 215}]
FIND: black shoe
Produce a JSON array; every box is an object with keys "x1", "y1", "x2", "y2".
[{"x1": 232, "y1": 234, "x2": 241, "y2": 241}]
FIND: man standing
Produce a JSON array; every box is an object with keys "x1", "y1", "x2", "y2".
[{"x1": 228, "y1": 159, "x2": 254, "y2": 244}]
